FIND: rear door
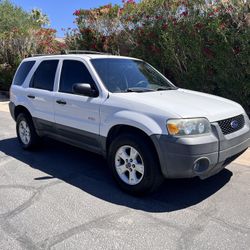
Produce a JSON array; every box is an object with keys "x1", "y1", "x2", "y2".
[
  {"x1": 54, "y1": 59, "x2": 103, "y2": 153},
  {"x1": 27, "y1": 59, "x2": 59, "y2": 133}
]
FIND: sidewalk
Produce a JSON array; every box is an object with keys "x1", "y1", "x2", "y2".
[
  {"x1": 0, "y1": 101, "x2": 9, "y2": 112},
  {"x1": 234, "y1": 148, "x2": 250, "y2": 166}
]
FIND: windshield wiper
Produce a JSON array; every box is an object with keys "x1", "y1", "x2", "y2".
[
  {"x1": 157, "y1": 87, "x2": 177, "y2": 91},
  {"x1": 125, "y1": 87, "x2": 155, "y2": 93}
]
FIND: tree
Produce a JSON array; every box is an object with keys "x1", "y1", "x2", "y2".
[
  {"x1": 30, "y1": 8, "x2": 50, "y2": 26},
  {"x1": 0, "y1": 0, "x2": 66, "y2": 90}
]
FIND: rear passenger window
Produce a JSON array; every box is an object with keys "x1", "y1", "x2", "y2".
[
  {"x1": 59, "y1": 60, "x2": 95, "y2": 93},
  {"x1": 13, "y1": 61, "x2": 35, "y2": 86},
  {"x1": 30, "y1": 60, "x2": 58, "y2": 91}
]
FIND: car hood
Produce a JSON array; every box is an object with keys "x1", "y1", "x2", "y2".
[{"x1": 111, "y1": 88, "x2": 245, "y2": 122}]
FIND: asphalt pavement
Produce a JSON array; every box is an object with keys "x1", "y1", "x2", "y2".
[{"x1": 0, "y1": 102, "x2": 250, "y2": 250}]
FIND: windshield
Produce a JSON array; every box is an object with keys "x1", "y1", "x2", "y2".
[{"x1": 91, "y1": 58, "x2": 176, "y2": 93}]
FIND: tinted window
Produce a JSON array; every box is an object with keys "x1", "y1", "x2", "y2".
[
  {"x1": 13, "y1": 61, "x2": 35, "y2": 86},
  {"x1": 31, "y1": 60, "x2": 58, "y2": 91},
  {"x1": 59, "y1": 60, "x2": 95, "y2": 93}
]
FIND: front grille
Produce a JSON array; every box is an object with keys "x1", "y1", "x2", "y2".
[{"x1": 217, "y1": 114, "x2": 245, "y2": 135}]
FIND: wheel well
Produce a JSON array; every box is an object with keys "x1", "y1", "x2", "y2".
[
  {"x1": 106, "y1": 125, "x2": 160, "y2": 163},
  {"x1": 14, "y1": 105, "x2": 32, "y2": 121}
]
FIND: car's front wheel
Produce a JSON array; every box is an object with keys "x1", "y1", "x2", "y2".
[{"x1": 108, "y1": 134, "x2": 164, "y2": 195}]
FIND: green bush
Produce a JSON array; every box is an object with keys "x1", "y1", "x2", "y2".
[
  {"x1": 67, "y1": 0, "x2": 250, "y2": 113},
  {"x1": 0, "y1": 64, "x2": 14, "y2": 91}
]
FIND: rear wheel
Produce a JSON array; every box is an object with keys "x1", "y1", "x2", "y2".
[
  {"x1": 16, "y1": 113, "x2": 40, "y2": 150},
  {"x1": 108, "y1": 134, "x2": 164, "y2": 195}
]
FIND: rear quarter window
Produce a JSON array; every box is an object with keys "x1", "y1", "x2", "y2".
[{"x1": 13, "y1": 61, "x2": 35, "y2": 86}]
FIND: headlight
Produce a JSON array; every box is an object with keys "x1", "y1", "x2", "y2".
[{"x1": 167, "y1": 118, "x2": 211, "y2": 136}]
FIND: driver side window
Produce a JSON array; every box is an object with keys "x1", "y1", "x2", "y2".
[{"x1": 59, "y1": 60, "x2": 95, "y2": 94}]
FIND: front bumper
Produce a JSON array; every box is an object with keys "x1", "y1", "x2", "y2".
[{"x1": 151, "y1": 114, "x2": 250, "y2": 179}]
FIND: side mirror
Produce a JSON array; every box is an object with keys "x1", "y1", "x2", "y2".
[{"x1": 72, "y1": 83, "x2": 98, "y2": 97}]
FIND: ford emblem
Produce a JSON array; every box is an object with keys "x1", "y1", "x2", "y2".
[{"x1": 230, "y1": 120, "x2": 239, "y2": 129}]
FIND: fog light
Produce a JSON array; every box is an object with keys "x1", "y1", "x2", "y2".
[{"x1": 193, "y1": 158, "x2": 210, "y2": 173}]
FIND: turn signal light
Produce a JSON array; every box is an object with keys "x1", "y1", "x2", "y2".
[{"x1": 167, "y1": 123, "x2": 180, "y2": 135}]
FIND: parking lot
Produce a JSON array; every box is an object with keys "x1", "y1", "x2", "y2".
[{"x1": 0, "y1": 101, "x2": 250, "y2": 250}]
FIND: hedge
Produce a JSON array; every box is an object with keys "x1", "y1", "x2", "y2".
[{"x1": 66, "y1": 0, "x2": 250, "y2": 113}]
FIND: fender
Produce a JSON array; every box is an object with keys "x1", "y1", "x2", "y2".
[{"x1": 100, "y1": 110, "x2": 164, "y2": 137}]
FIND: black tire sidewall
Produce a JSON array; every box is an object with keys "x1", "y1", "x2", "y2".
[{"x1": 108, "y1": 134, "x2": 163, "y2": 195}]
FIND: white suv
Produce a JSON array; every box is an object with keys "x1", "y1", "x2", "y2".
[{"x1": 9, "y1": 52, "x2": 250, "y2": 195}]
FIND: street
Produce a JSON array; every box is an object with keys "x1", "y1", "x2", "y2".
[{"x1": 0, "y1": 102, "x2": 250, "y2": 250}]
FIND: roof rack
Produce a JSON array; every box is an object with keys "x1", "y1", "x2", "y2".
[
  {"x1": 64, "y1": 50, "x2": 110, "y2": 55},
  {"x1": 29, "y1": 50, "x2": 110, "y2": 57},
  {"x1": 29, "y1": 54, "x2": 47, "y2": 57}
]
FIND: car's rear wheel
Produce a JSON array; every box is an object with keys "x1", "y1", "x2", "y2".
[
  {"x1": 108, "y1": 134, "x2": 164, "y2": 195},
  {"x1": 16, "y1": 113, "x2": 40, "y2": 150}
]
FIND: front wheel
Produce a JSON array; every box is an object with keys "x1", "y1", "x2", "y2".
[{"x1": 108, "y1": 134, "x2": 164, "y2": 195}]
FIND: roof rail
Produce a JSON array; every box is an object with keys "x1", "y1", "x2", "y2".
[
  {"x1": 28, "y1": 50, "x2": 110, "y2": 57},
  {"x1": 64, "y1": 50, "x2": 110, "y2": 55},
  {"x1": 29, "y1": 54, "x2": 47, "y2": 57}
]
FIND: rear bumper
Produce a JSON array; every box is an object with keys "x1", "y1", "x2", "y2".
[
  {"x1": 9, "y1": 101, "x2": 15, "y2": 120},
  {"x1": 151, "y1": 114, "x2": 250, "y2": 179}
]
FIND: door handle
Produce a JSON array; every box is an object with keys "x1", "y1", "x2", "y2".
[
  {"x1": 56, "y1": 100, "x2": 67, "y2": 105},
  {"x1": 27, "y1": 95, "x2": 35, "y2": 99}
]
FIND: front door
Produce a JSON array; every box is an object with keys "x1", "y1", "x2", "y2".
[{"x1": 54, "y1": 59, "x2": 103, "y2": 153}]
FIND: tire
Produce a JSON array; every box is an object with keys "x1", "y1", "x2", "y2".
[
  {"x1": 16, "y1": 113, "x2": 40, "y2": 150},
  {"x1": 108, "y1": 133, "x2": 164, "y2": 195}
]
